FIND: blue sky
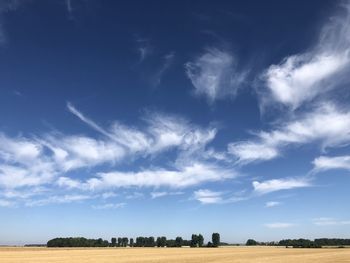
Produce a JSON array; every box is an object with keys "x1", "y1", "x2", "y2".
[{"x1": 1, "y1": 0, "x2": 350, "y2": 245}]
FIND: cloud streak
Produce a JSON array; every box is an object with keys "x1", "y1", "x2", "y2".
[
  {"x1": 0, "y1": 103, "x2": 235, "y2": 206},
  {"x1": 228, "y1": 103, "x2": 350, "y2": 163},
  {"x1": 193, "y1": 189, "x2": 224, "y2": 204},
  {"x1": 185, "y1": 48, "x2": 246, "y2": 103},
  {"x1": 86, "y1": 163, "x2": 236, "y2": 190},
  {"x1": 313, "y1": 155, "x2": 350, "y2": 172},
  {"x1": 92, "y1": 203, "x2": 126, "y2": 210},
  {"x1": 261, "y1": 2, "x2": 350, "y2": 110},
  {"x1": 265, "y1": 201, "x2": 281, "y2": 208},
  {"x1": 312, "y1": 217, "x2": 350, "y2": 226},
  {"x1": 264, "y1": 222, "x2": 295, "y2": 229},
  {"x1": 253, "y1": 177, "x2": 311, "y2": 195}
]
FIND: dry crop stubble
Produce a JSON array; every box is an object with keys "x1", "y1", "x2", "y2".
[{"x1": 0, "y1": 246, "x2": 350, "y2": 263}]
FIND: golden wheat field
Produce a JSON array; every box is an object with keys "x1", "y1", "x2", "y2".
[{"x1": 0, "y1": 246, "x2": 350, "y2": 263}]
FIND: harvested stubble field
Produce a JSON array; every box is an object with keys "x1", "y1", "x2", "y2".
[{"x1": 1, "y1": 246, "x2": 350, "y2": 263}]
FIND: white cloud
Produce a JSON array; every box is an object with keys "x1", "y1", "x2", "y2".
[
  {"x1": 312, "y1": 217, "x2": 350, "y2": 226},
  {"x1": 228, "y1": 104, "x2": 350, "y2": 163},
  {"x1": 193, "y1": 189, "x2": 223, "y2": 204},
  {"x1": 0, "y1": 104, "x2": 229, "y2": 206},
  {"x1": 264, "y1": 222, "x2": 295, "y2": 229},
  {"x1": 101, "y1": 192, "x2": 118, "y2": 199},
  {"x1": 193, "y1": 189, "x2": 247, "y2": 204},
  {"x1": 262, "y1": 2, "x2": 350, "y2": 110},
  {"x1": 313, "y1": 155, "x2": 350, "y2": 172},
  {"x1": 144, "y1": 112, "x2": 217, "y2": 154},
  {"x1": 0, "y1": 103, "x2": 225, "y2": 201},
  {"x1": 0, "y1": 165, "x2": 44, "y2": 188},
  {"x1": 185, "y1": 48, "x2": 246, "y2": 103},
  {"x1": 0, "y1": 133, "x2": 42, "y2": 164},
  {"x1": 57, "y1": 177, "x2": 82, "y2": 189},
  {"x1": 265, "y1": 201, "x2": 281, "y2": 208},
  {"x1": 253, "y1": 177, "x2": 311, "y2": 194},
  {"x1": 228, "y1": 141, "x2": 278, "y2": 164},
  {"x1": 67, "y1": 102, "x2": 114, "y2": 140},
  {"x1": 150, "y1": 191, "x2": 183, "y2": 199},
  {"x1": 138, "y1": 47, "x2": 149, "y2": 62},
  {"x1": 152, "y1": 52, "x2": 175, "y2": 87},
  {"x1": 109, "y1": 123, "x2": 152, "y2": 154},
  {"x1": 67, "y1": 102, "x2": 217, "y2": 158},
  {"x1": 65, "y1": 0, "x2": 73, "y2": 19},
  {"x1": 135, "y1": 38, "x2": 152, "y2": 63},
  {"x1": 0, "y1": 162, "x2": 56, "y2": 189},
  {"x1": 125, "y1": 192, "x2": 144, "y2": 200},
  {"x1": 150, "y1": 191, "x2": 168, "y2": 199},
  {"x1": 0, "y1": 199, "x2": 16, "y2": 207},
  {"x1": 25, "y1": 194, "x2": 92, "y2": 207},
  {"x1": 46, "y1": 135, "x2": 125, "y2": 171},
  {"x1": 0, "y1": 187, "x2": 48, "y2": 200},
  {"x1": 92, "y1": 203, "x2": 126, "y2": 210},
  {"x1": 0, "y1": 134, "x2": 57, "y2": 189},
  {"x1": 86, "y1": 162, "x2": 236, "y2": 190}
]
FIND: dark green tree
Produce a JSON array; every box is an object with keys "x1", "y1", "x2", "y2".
[
  {"x1": 246, "y1": 239, "x2": 258, "y2": 246},
  {"x1": 198, "y1": 234, "x2": 204, "y2": 247},
  {"x1": 97, "y1": 238, "x2": 103, "y2": 247},
  {"x1": 160, "y1": 236, "x2": 167, "y2": 247},
  {"x1": 111, "y1": 237, "x2": 116, "y2": 247},
  {"x1": 129, "y1": 238, "x2": 134, "y2": 247},
  {"x1": 122, "y1": 237, "x2": 129, "y2": 247},
  {"x1": 146, "y1": 237, "x2": 155, "y2": 247},
  {"x1": 212, "y1": 233, "x2": 220, "y2": 247},
  {"x1": 175, "y1": 237, "x2": 183, "y2": 247},
  {"x1": 191, "y1": 234, "x2": 198, "y2": 247},
  {"x1": 135, "y1": 237, "x2": 144, "y2": 247},
  {"x1": 117, "y1": 237, "x2": 122, "y2": 247}
]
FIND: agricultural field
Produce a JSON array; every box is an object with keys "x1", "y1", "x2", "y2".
[{"x1": 1, "y1": 246, "x2": 350, "y2": 263}]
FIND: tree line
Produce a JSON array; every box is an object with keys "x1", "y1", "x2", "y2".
[
  {"x1": 246, "y1": 238, "x2": 350, "y2": 248},
  {"x1": 47, "y1": 233, "x2": 220, "y2": 248}
]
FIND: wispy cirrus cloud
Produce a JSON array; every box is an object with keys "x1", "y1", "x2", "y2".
[
  {"x1": 55, "y1": 163, "x2": 236, "y2": 192},
  {"x1": 67, "y1": 102, "x2": 114, "y2": 139},
  {"x1": 261, "y1": 2, "x2": 350, "y2": 110},
  {"x1": 0, "y1": 133, "x2": 42, "y2": 163},
  {"x1": 228, "y1": 103, "x2": 350, "y2": 163},
  {"x1": 44, "y1": 135, "x2": 125, "y2": 171},
  {"x1": 57, "y1": 176, "x2": 82, "y2": 189},
  {"x1": 152, "y1": 52, "x2": 175, "y2": 87},
  {"x1": 265, "y1": 201, "x2": 281, "y2": 208},
  {"x1": 312, "y1": 217, "x2": 350, "y2": 226},
  {"x1": 25, "y1": 194, "x2": 92, "y2": 207},
  {"x1": 65, "y1": 0, "x2": 73, "y2": 18},
  {"x1": 92, "y1": 202, "x2": 126, "y2": 210},
  {"x1": 228, "y1": 141, "x2": 278, "y2": 164},
  {"x1": 0, "y1": 134, "x2": 57, "y2": 189},
  {"x1": 135, "y1": 37, "x2": 152, "y2": 63},
  {"x1": 0, "y1": 199, "x2": 16, "y2": 207},
  {"x1": 150, "y1": 191, "x2": 183, "y2": 199},
  {"x1": 85, "y1": 162, "x2": 236, "y2": 190},
  {"x1": 253, "y1": 177, "x2": 311, "y2": 195},
  {"x1": 193, "y1": 189, "x2": 224, "y2": 204},
  {"x1": 185, "y1": 48, "x2": 247, "y2": 103},
  {"x1": 312, "y1": 155, "x2": 350, "y2": 172},
  {"x1": 264, "y1": 222, "x2": 295, "y2": 229},
  {"x1": 0, "y1": 103, "x2": 234, "y2": 206},
  {"x1": 67, "y1": 102, "x2": 217, "y2": 158},
  {"x1": 193, "y1": 188, "x2": 248, "y2": 204}
]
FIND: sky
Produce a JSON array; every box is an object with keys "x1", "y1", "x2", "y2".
[{"x1": 1, "y1": 0, "x2": 350, "y2": 245}]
